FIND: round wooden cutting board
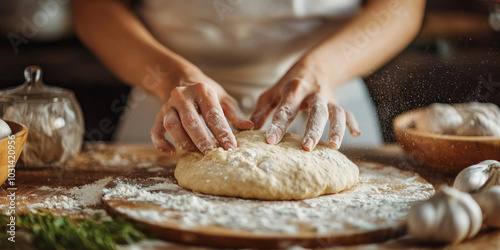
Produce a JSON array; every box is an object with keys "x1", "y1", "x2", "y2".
[{"x1": 102, "y1": 162, "x2": 434, "y2": 248}]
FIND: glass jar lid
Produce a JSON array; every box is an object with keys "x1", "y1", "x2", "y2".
[{"x1": 0, "y1": 65, "x2": 74, "y2": 102}]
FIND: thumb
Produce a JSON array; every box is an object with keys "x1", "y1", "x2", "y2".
[{"x1": 150, "y1": 111, "x2": 176, "y2": 154}]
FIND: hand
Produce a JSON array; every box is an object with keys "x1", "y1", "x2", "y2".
[
  {"x1": 150, "y1": 73, "x2": 254, "y2": 154},
  {"x1": 250, "y1": 58, "x2": 361, "y2": 151}
]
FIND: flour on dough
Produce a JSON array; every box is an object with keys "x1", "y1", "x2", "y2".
[{"x1": 174, "y1": 130, "x2": 359, "y2": 200}]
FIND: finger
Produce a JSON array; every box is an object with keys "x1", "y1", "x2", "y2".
[
  {"x1": 328, "y1": 103, "x2": 346, "y2": 149},
  {"x1": 302, "y1": 99, "x2": 329, "y2": 151},
  {"x1": 163, "y1": 107, "x2": 198, "y2": 152},
  {"x1": 266, "y1": 98, "x2": 300, "y2": 145},
  {"x1": 250, "y1": 91, "x2": 277, "y2": 129},
  {"x1": 198, "y1": 96, "x2": 237, "y2": 150},
  {"x1": 220, "y1": 97, "x2": 254, "y2": 130},
  {"x1": 150, "y1": 110, "x2": 176, "y2": 154},
  {"x1": 177, "y1": 103, "x2": 217, "y2": 154},
  {"x1": 345, "y1": 110, "x2": 361, "y2": 137}
]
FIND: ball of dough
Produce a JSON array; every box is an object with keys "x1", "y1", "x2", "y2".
[
  {"x1": 0, "y1": 119, "x2": 12, "y2": 140},
  {"x1": 175, "y1": 130, "x2": 359, "y2": 200},
  {"x1": 453, "y1": 102, "x2": 500, "y2": 136},
  {"x1": 454, "y1": 102, "x2": 500, "y2": 121},
  {"x1": 456, "y1": 113, "x2": 500, "y2": 136},
  {"x1": 417, "y1": 103, "x2": 463, "y2": 134}
]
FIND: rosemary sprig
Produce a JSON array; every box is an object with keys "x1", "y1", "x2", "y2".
[{"x1": 0, "y1": 210, "x2": 147, "y2": 250}]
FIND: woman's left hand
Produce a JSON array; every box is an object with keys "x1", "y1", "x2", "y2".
[{"x1": 250, "y1": 57, "x2": 361, "y2": 151}]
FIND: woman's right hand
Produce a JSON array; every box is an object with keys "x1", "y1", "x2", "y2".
[{"x1": 150, "y1": 73, "x2": 254, "y2": 154}]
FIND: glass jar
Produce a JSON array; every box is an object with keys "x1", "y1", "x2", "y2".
[{"x1": 0, "y1": 66, "x2": 84, "y2": 167}]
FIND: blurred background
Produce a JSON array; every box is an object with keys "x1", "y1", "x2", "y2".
[{"x1": 0, "y1": 0, "x2": 499, "y2": 144}]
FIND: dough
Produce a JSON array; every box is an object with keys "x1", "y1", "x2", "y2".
[
  {"x1": 418, "y1": 103, "x2": 463, "y2": 134},
  {"x1": 456, "y1": 113, "x2": 500, "y2": 136},
  {"x1": 454, "y1": 102, "x2": 500, "y2": 121},
  {"x1": 174, "y1": 130, "x2": 359, "y2": 200},
  {"x1": 415, "y1": 102, "x2": 500, "y2": 137}
]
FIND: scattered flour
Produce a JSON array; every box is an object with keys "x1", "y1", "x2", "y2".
[
  {"x1": 81, "y1": 145, "x2": 165, "y2": 172},
  {"x1": 83, "y1": 144, "x2": 138, "y2": 167},
  {"x1": 39, "y1": 195, "x2": 78, "y2": 210},
  {"x1": 99, "y1": 154, "x2": 131, "y2": 167},
  {"x1": 30, "y1": 177, "x2": 113, "y2": 211},
  {"x1": 103, "y1": 164, "x2": 434, "y2": 235}
]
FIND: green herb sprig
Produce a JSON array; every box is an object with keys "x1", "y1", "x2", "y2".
[{"x1": 0, "y1": 210, "x2": 147, "y2": 250}]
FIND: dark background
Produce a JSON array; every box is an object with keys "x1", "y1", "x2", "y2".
[{"x1": 0, "y1": 0, "x2": 499, "y2": 142}]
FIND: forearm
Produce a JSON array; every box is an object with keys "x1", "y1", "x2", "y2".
[
  {"x1": 73, "y1": 0, "x2": 200, "y2": 101},
  {"x1": 303, "y1": 0, "x2": 426, "y2": 86}
]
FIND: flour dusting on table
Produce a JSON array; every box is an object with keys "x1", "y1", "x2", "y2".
[
  {"x1": 29, "y1": 177, "x2": 113, "y2": 212},
  {"x1": 103, "y1": 163, "x2": 434, "y2": 235}
]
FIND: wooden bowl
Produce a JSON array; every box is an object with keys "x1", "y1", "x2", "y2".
[
  {"x1": 0, "y1": 120, "x2": 28, "y2": 185},
  {"x1": 393, "y1": 107, "x2": 500, "y2": 174}
]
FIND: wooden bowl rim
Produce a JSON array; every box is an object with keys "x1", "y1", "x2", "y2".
[
  {"x1": 1, "y1": 120, "x2": 28, "y2": 139},
  {"x1": 393, "y1": 107, "x2": 500, "y2": 142}
]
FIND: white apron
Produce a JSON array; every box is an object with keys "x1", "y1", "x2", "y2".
[{"x1": 114, "y1": 0, "x2": 383, "y2": 146}]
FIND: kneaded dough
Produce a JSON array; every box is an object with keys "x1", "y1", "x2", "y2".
[{"x1": 174, "y1": 130, "x2": 359, "y2": 200}]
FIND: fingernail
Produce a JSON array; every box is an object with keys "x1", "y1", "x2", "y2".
[
  {"x1": 304, "y1": 138, "x2": 314, "y2": 151},
  {"x1": 202, "y1": 145, "x2": 215, "y2": 154},
  {"x1": 158, "y1": 146, "x2": 175, "y2": 155},
  {"x1": 227, "y1": 143, "x2": 237, "y2": 151},
  {"x1": 267, "y1": 134, "x2": 277, "y2": 145},
  {"x1": 330, "y1": 135, "x2": 340, "y2": 149},
  {"x1": 241, "y1": 120, "x2": 254, "y2": 130}
]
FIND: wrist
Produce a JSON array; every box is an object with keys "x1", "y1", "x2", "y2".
[
  {"x1": 149, "y1": 60, "x2": 204, "y2": 101},
  {"x1": 177, "y1": 64, "x2": 207, "y2": 85},
  {"x1": 297, "y1": 53, "x2": 341, "y2": 87}
]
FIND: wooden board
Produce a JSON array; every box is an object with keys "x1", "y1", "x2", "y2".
[
  {"x1": 0, "y1": 143, "x2": 179, "y2": 217},
  {"x1": 103, "y1": 162, "x2": 435, "y2": 248},
  {"x1": 2, "y1": 143, "x2": 500, "y2": 249}
]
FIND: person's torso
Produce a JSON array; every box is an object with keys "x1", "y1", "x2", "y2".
[{"x1": 135, "y1": 0, "x2": 361, "y2": 87}]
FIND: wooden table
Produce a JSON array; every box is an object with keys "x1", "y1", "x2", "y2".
[{"x1": 1, "y1": 143, "x2": 499, "y2": 249}]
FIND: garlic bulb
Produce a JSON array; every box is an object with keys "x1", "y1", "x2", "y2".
[
  {"x1": 407, "y1": 187, "x2": 483, "y2": 244},
  {"x1": 0, "y1": 119, "x2": 12, "y2": 140},
  {"x1": 472, "y1": 186, "x2": 500, "y2": 228},
  {"x1": 454, "y1": 160, "x2": 500, "y2": 193}
]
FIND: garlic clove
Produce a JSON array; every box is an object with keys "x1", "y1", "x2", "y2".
[
  {"x1": 439, "y1": 201, "x2": 470, "y2": 243},
  {"x1": 472, "y1": 186, "x2": 500, "y2": 228},
  {"x1": 482, "y1": 162, "x2": 500, "y2": 190},
  {"x1": 407, "y1": 202, "x2": 437, "y2": 241},
  {"x1": 442, "y1": 187, "x2": 483, "y2": 241},
  {"x1": 407, "y1": 187, "x2": 482, "y2": 244},
  {"x1": 453, "y1": 160, "x2": 500, "y2": 193}
]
